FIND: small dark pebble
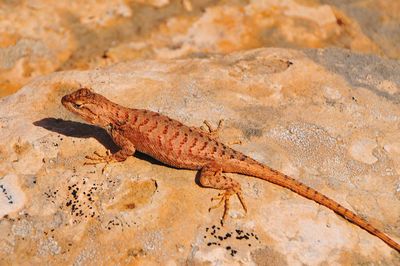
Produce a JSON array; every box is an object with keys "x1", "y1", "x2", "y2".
[{"x1": 235, "y1": 229, "x2": 243, "y2": 235}]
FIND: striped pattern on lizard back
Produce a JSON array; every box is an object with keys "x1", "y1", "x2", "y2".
[{"x1": 121, "y1": 109, "x2": 256, "y2": 170}]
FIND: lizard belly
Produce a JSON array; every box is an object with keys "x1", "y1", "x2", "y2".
[{"x1": 139, "y1": 142, "x2": 207, "y2": 170}]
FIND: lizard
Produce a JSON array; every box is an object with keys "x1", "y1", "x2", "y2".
[{"x1": 61, "y1": 87, "x2": 400, "y2": 252}]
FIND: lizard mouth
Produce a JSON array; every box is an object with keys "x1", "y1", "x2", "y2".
[
  {"x1": 61, "y1": 95, "x2": 69, "y2": 106},
  {"x1": 61, "y1": 94, "x2": 84, "y2": 111},
  {"x1": 61, "y1": 94, "x2": 85, "y2": 117},
  {"x1": 61, "y1": 95, "x2": 73, "y2": 109},
  {"x1": 61, "y1": 95, "x2": 78, "y2": 114}
]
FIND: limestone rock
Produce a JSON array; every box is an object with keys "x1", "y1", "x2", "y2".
[{"x1": 0, "y1": 48, "x2": 399, "y2": 265}]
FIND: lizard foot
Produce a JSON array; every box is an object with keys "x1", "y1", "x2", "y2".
[
  {"x1": 227, "y1": 140, "x2": 242, "y2": 145},
  {"x1": 84, "y1": 150, "x2": 116, "y2": 173},
  {"x1": 199, "y1": 163, "x2": 247, "y2": 225},
  {"x1": 200, "y1": 120, "x2": 243, "y2": 145},
  {"x1": 200, "y1": 119, "x2": 224, "y2": 139},
  {"x1": 208, "y1": 189, "x2": 248, "y2": 225}
]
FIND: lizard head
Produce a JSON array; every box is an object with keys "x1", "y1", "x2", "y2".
[{"x1": 61, "y1": 88, "x2": 116, "y2": 127}]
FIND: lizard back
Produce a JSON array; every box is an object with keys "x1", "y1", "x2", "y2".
[{"x1": 119, "y1": 108, "x2": 258, "y2": 171}]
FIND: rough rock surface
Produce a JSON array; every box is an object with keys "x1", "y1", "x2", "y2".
[
  {"x1": 0, "y1": 48, "x2": 399, "y2": 265},
  {"x1": 1, "y1": 0, "x2": 400, "y2": 97}
]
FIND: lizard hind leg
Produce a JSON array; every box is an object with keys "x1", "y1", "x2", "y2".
[{"x1": 199, "y1": 163, "x2": 247, "y2": 225}]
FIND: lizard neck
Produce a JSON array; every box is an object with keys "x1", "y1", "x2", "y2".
[{"x1": 99, "y1": 101, "x2": 132, "y2": 128}]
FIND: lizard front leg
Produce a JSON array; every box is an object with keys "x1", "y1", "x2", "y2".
[
  {"x1": 199, "y1": 120, "x2": 242, "y2": 145},
  {"x1": 199, "y1": 162, "x2": 247, "y2": 225},
  {"x1": 84, "y1": 148, "x2": 135, "y2": 164},
  {"x1": 84, "y1": 128, "x2": 136, "y2": 173},
  {"x1": 199, "y1": 119, "x2": 224, "y2": 139}
]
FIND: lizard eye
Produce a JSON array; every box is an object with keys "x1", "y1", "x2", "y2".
[{"x1": 73, "y1": 103, "x2": 83, "y2": 109}]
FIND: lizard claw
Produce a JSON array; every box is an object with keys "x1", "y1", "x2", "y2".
[
  {"x1": 84, "y1": 150, "x2": 111, "y2": 162},
  {"x1": 208, "y1": 189, "x2": 247, "y2": 225},
  {"x1": 84, "y1": 150, "x2": 115, "y2": 173},
  {"x1": 210, "y1": 192, "x2": 224, "y2": 202},
  {"x1": 200, "y1": 120, "x2": 242, "y2": 145},
  {"x1": 200, "y1": 119, "x2": 224, "y2": 139},
  {"x1": 227, "y1": 140, "x2": 242, "y2": 145},
  {"x1": 236, "y1": 191, "x2": 248, "y2": 214},
  {"x1": 84, "y1": 150, "x2": 111, "y2": 163},
  {"x1": 208, "y1": 195, "x2": 225, "y2": 212}
]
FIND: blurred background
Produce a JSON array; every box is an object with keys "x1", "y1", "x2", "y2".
[{"x1": 1, "y1": 0, "x2": 399, "y2": 98}]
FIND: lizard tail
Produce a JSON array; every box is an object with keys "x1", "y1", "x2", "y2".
[{"x1": 249, "y1": 164, "x2": 400, "y2": 252}]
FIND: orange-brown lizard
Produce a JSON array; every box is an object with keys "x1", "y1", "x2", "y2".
[{"x1": 61, "y1": 87, "x2": 400, "y2": 252}]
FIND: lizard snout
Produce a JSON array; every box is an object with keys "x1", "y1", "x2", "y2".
[{"x1": 61, "y1": 94, "x2": 70, "y2": 107}]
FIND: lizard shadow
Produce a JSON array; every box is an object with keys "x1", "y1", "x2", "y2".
[{"x1": 33, "y1": 118, "x2": 164, "y2": 166}]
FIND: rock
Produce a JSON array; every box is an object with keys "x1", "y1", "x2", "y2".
[
  {"x1": 0, "y1": 48, "x2": 399, "y2": 264},
  {"x1": 2, "y1": 0, "x2": 400, "y2": 97},
  {"x1": 324, "y1": 0, "x2": 400, "y2": 59},
  {"x1": 349, "y1": 138, "x2": 378, "y2": 165},
  {"x1": 0, "y1": 174, "x2": 26, "y2": 218}
]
